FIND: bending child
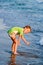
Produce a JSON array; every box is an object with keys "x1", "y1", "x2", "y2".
[{"x1": 7, "y1": 25, "x2": 31, "y2": 54}]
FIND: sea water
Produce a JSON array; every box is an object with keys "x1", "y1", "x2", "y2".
[{"x1": 0, "y1": 0, "x2": 43, "y2": 65}]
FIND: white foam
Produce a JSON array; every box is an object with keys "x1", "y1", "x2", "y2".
[
  {"x1": 0, "y1": 18, "x2": 8, "y2": 30},
  {"x1": 39, "y1": 37, "x2": 43, "y2": 45},
  {"x1": 36, "y1": 0, "x2": 43, "y2": 3}
]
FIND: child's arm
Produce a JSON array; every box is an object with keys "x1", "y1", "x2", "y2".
[{"x1": 21, "y1": 35, "x2": 30, "y2": 45}]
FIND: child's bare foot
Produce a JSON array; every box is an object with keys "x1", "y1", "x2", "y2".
[{"x1": 13, "y1": 52, "x2": 19, "y2": 55}]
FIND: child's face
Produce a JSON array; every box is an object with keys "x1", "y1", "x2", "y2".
[{"x1": 24, "y1": 28, "x2": 31, "y2": 34}]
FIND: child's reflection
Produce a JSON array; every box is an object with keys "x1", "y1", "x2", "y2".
[{"x1": 8, "y1": 53, "x2": 17, "y2": 65}]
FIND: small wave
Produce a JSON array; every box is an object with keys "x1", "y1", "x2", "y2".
[
  {"x1": 0, "y1": 0, "x2": 14, "y2": 3},
  {"x1": 39, "y1": 37, "x2": 43, "y2": 45},
  {"x1": 0, "y1": 18, "x2": 9, "y2": 30},
  {"x1": 36, "y1": 0, "x2": 43, "y2": 3}
]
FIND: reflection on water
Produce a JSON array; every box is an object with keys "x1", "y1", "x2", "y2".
[
  {"x1": 19, "y1": 51, "x2": 39, "y2": 58},
  {"x1": 7, "y1": 51, "x2": 39, "y2": 65},
  {"x1": 8, "y1": 53, "x2": 17, "y2": 65}
]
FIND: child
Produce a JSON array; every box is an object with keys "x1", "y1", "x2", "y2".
[{"x1": 7, "y1": 25, "x2": 31, "y2": 54}]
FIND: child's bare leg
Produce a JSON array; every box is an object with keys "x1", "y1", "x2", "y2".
[
  {"x1": 10, "y1": 34, "x2": 19, "y2": 54},
  {"x1": 14, "y1": 42, "x2": 18, "y2": 54},
  {"x1": 11, "y1": 43, "x2": 15, "y2": 53},
  {"x1": 16, "y1": 39, "x2": 21, "y2": 46},
  {"x1": 17, "y1": 42, "x2": 21, "y2": 46},
  {"x1": 11, "y1": 40, "x2": 18, "y2": 54}
]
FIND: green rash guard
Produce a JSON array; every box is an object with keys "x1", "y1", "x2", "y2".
[{"x1": 7, "y1": 27, "x2": 24, "y2": 36}]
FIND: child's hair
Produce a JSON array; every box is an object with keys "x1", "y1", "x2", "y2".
[{"x1": 23, "y1": 25, "x2": 31, "y2": 32}]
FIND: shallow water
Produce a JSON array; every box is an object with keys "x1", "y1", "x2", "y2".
[{"x1": 0, "y1": 0, "x2": 43, "y2": 65}]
